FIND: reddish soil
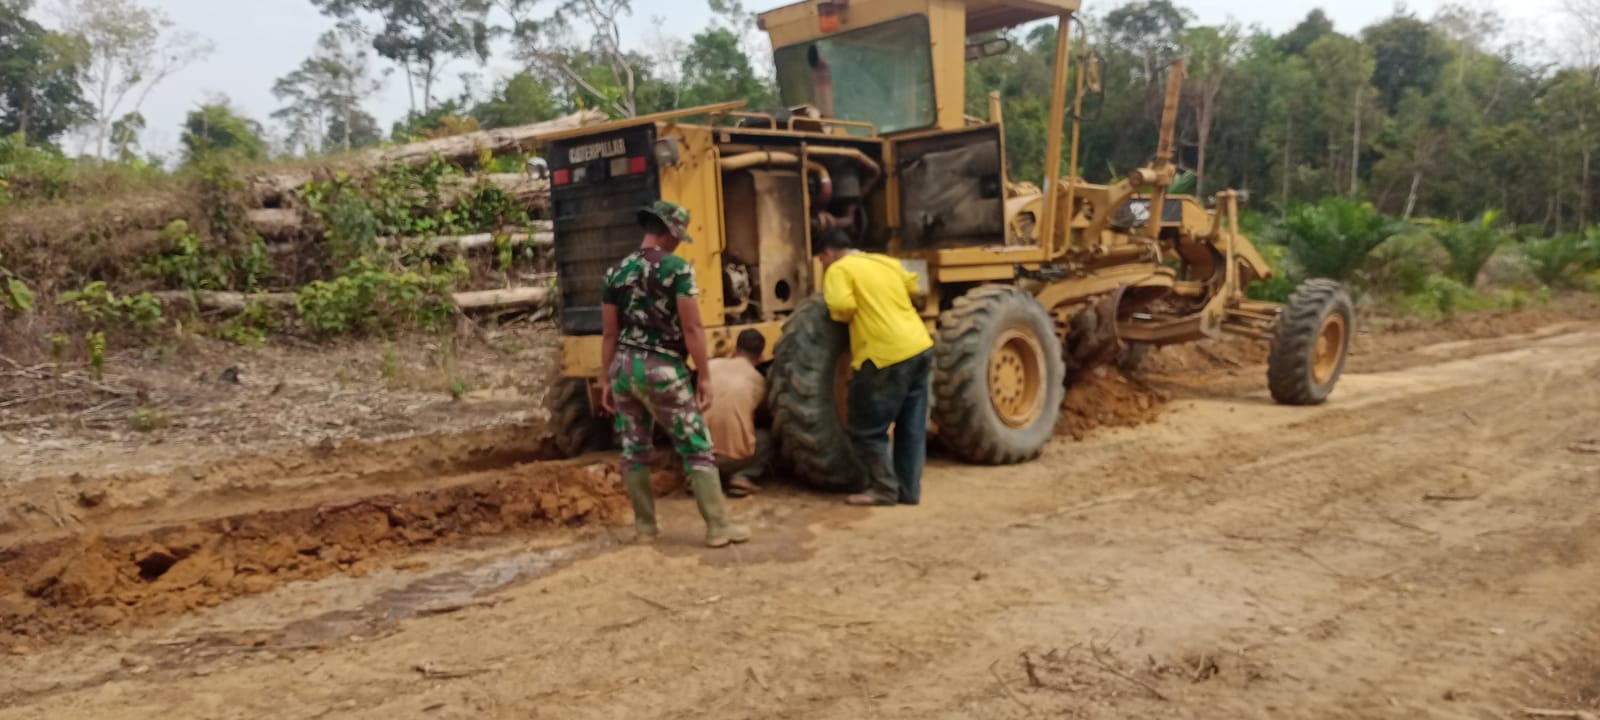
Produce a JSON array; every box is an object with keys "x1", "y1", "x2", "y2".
[{"x1": 0, "y1": 460, "x2": 630, "y2": 649}]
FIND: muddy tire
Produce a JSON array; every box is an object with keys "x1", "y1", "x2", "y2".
[
  {"x1": 768, "y1": 295, "x2": 865, "y2": 492},
  {"x1": 547, "y1": 377, "x2": 613, "y2": 458},
  {"x1": 932, "y1": 286, "x2": 1065, "y2": 465},
  {"x1": 1268, "y1": 278, "x2": 1354, "y2": 405}
]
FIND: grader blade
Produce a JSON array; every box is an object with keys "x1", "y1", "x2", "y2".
[{"x1": 1064, "y1": 285, "x2": 1128, "y2": 381}]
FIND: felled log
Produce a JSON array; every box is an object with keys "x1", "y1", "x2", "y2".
[
  {"x1": 248, "y1": 208, "x2": 301, "y2": 238},
  {"x1": 451, "y1": 286, "x2": 551, "y2": 311},
  {"x1": 152, "y1": 290, "x2": 295, "y2": 312},
  {"x1": 153, "y1": 285, "x2": 552, "y2": 315},
  {"x1": 376, "y1": 224, "x2": 553, "y2": 253},
  {"x1": 246, "y1": 110, "x2": 604, "y2": 204}
]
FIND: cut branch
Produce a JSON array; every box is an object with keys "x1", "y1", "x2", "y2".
[{"x1": 245, "y1": 110, "x2": 604, "y2": 203}]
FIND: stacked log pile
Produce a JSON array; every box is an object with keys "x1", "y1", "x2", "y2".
[{"x1": 199, "y1": 109, "x2": 604, "y2": 316}]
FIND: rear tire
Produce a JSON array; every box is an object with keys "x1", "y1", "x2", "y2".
[
  {"x1": 768, "y1": 295, "x2": 866, "y2": 492},
  {"x1": 932, "y1": 286, "x2": 1065, "y2": 465},
  {"x1": 547, "y1": 377, "x2": 613, "y2": 458},
  {"x1": 1268, "y1": 278, "x2": 1354, "y2": 405}
]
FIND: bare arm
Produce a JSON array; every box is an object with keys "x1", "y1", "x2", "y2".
[
  {"x1": 677, "y1": 296, "x2": 713, "y2": 410},
  {"x1": 599, "y1": 303, "x2": 620, "y2": 412},
  {"x1": 824, "y1": 264, "x2": 856, "y2": 322}
]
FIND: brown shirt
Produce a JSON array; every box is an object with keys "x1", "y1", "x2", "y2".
[{"x1": 706, "y1": 357, "x2": 765, "y2": 460}]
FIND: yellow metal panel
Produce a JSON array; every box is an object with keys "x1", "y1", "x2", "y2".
[
  {"x1": 657, "y1": 124, "x2": 728, "y2": 329},
  {"x1": 762, "y1": 0, "x2": 932, "y2": 48},
  {"x1": 932, "y1": 245, "x2": 1049, "y2": 267},
  {"x1": 561, "y1": 335, "x2": 604, "y2": 377},
  {"x1": 759, "y1": 0, "x2": 1080, "y2": 40},
  {"x1": 561, "y1": 322, "x2": 790, "y2": 378},
  {"x1": 928, "y1": 0, "x2": 967, "y2": 131},
  {"x1": 938, "y1": 265, "x2": 1017, "y2": 283}
]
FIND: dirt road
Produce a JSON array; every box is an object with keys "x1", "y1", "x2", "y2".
[{"x1": 3, "y1": 318, "x2": 1599, "y2": 719}]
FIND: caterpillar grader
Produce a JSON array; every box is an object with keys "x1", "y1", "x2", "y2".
[{"x1": 539, "y1": 0, "x2": 1354, "y2": 490}]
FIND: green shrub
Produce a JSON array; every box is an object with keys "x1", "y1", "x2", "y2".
[
  {"x1": 1430, "y1": 209, "x2": 1509, "y2": 287},
  {"x1": 59, "y1": 281, "x2": 163, "y2": 331},
  {"x1": 1245, "y1": 241, "x2": 1295, "y2": 302},
  {"x1": 221, "y1": 301, "x2": 276, "y2": 347},
  {"x1": 1402, "y1": 275, "x2": 1478, "y2": 318},
  {"x1": 1361, "y1": 231, "x2": 1437, "y2": 296},
  {"x1": 0, "y1": 133, "x2": 74, "y2": 204},
  {"x1": 294, "y1": 258, "x2": 467, "y2": 337},
  {"x1": 1266, "y1": 198, "x2": 1405, "y2": 285},
  {"x1": 144, "y1": 220, "x2": 222, "y2": 291},
  {"x1": 143, "y1": 219, "x2": 274, "y2": 293},
  {"x1": 1521, "y1": 233, "x2": 1594, "y2": 288},
  {"x1": 1, "y1": 254, "x2": 35, "y2": 314}
]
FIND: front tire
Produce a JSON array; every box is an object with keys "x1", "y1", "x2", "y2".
[
  {"x1": 932, "y1": 286, "x2": 1065, "y2": 465},
  {"x1": 1268, "y1": 278, "x2": 1354, "y2": 405},
  {"x1": 768, "y1": 295, "x2": 865, "y2": 492},
  {"x1": 546, "y1": 378, "x2": 613, "y2": 458}
]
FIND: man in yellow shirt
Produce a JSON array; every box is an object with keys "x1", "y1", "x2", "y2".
[{"x1": 814, "y1": 230, "x2": 934, "y2": 506}]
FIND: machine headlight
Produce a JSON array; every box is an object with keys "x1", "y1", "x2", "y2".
[{"x1": 654, "y1": 137, "x2": 681, "y2": 167}]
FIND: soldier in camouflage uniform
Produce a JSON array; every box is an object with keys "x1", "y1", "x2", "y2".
[{"x1": 600, "y1": 200, "x2": 752, "y2": 548}]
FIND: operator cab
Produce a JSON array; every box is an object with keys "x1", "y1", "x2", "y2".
[{"x1": 758, "y1": 0, "x2": 1082, "y2": 252}]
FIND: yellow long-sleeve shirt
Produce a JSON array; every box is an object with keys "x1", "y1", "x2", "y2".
[{"x1": 823, "y1": 251, "x2": 933, "y2": 370}]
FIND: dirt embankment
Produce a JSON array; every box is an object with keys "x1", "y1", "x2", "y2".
[{"x1": 0, "y1": 460, "x2": 630, "y2": 650}]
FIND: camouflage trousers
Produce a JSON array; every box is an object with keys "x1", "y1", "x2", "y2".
[{"x1": 610, "y1": 346, "x2": 716, "y2": 474}]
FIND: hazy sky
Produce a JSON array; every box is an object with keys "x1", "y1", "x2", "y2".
[{"x1": 93, "y1": 0, "x2": 1566, "y2": 157}]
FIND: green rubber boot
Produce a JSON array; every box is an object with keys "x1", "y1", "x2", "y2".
[
  {"x1": 622, "y1": 466, "x2": 659, "y2": 543},
  {"x1": 689, "y1": 469, "x2": 750, "y2": 548}
]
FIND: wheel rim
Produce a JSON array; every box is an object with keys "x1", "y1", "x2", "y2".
[
  {"x1": 989, "y1": 328, "x2": 1047, "y2": 428},
  {"x1": 1312, "y1": 311, "x2": 1346, "y2": 384}
]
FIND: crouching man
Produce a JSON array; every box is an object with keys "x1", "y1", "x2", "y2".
[{"x1": 706, "y1": 329, "x2": 773, "y2": 497}]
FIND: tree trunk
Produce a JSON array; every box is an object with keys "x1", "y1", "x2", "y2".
[
  {"x1": 1403, "y1": 170, "x2": 1422, "y2": 220},
  {"x1": 1582, "y1": 146, "x2": 1592, "y2": 233},
  {"x1": 342, "y1": 105, "x2": 353, "y2": 151},
  {"x1": 1195, "y1": 86, "x2": 1218, "y2": 198},
  {"x1": 1350, "y1": 85, "x2": 1362, "y2": 196},
  {"x1": 403, "y1": 61, "x2": 417, "y2": 115},
  {"x1": 1281, "y1": 114, "x2": 1292, "y2": 211}
]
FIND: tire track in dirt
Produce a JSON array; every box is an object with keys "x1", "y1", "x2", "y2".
[
  {"x1": 774, "y1": 326, "x2": 1600, "y2": 719},
  {"x1": 0, "y1": 322, "x2": 1597, "y2": 720}
]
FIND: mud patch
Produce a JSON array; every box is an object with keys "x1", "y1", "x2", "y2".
[
  {"x1": 0, "y1": 460, "x2": 629, "y2": 649},
  {"x1": 1056, "y1": 368, "x2": 1167, "y2": 440},
  {"x1": 1137, "y1": 338, "x2": 1270, "y2": 376}
]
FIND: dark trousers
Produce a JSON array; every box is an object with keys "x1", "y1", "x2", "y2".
[{"x1": 847, "y1": 349, "x2": 932, "y2": 504}]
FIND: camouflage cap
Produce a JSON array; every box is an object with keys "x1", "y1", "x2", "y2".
[{"x1": 638, "y1": 200, "x2": 694, "y2": 243}]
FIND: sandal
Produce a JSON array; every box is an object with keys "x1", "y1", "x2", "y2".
[
  {"x1": 845, "y1": 493, "x2": 895, "y2": 506},
  {"x1": 727, "y1": 477, "x2": 759, "y2": 498}
]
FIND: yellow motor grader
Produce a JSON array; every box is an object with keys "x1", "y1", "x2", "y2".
[{"x1": 539, "y1": 0, "x2": 1354, "y2": 490}]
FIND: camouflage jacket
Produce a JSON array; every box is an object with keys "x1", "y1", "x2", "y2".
[{"x1": 602, "y1": 248, "x2": 698, "y2": 358}]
